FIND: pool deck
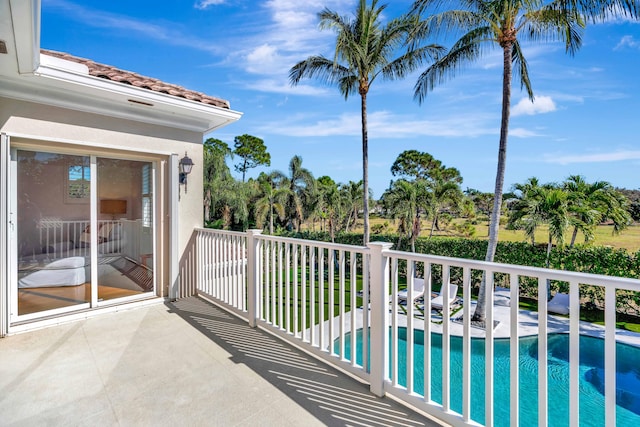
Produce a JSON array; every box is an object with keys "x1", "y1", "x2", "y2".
[{"x1": 393, "y1": 301, "x2": 640, "y2": 347}]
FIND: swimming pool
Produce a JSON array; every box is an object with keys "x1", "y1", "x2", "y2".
[{"x1": 338, "y1": 329, "x2": 640, "y2": 426}]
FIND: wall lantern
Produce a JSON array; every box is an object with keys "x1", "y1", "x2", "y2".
[{"x1": 179, "y1": 152, "x2": 194, "y2": 193}]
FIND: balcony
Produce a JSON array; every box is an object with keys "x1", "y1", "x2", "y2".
[
  {"x1": 4, "y1": 228, "x2": 640, "y2": 426},
  {"x1": 0, "y1": 297, "x2": 440, "y2": 425}
]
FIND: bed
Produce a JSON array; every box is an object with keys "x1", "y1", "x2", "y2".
[{"x1": 18, "y1": 256, "x2": 87, "y2": 288}]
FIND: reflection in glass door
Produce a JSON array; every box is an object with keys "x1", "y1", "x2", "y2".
[
  {"x1": 15, "y1": 151, "x2": 92, "y2": 316},
  {"x1": 14, "y1": 149, "x2": 155, "y2": 319},
  {"x1": 96, "y1": 157, "x2": 154, "y2": 302}
]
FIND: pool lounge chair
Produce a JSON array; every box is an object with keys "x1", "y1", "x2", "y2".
[
  {"x1": 548, "y1": 292, "x2": 570, "y2": 315},
  {"x1": 430, "y1": 283, "x2": 458, "y2": 311},
  {"x1": 397, "y1": 277, "x2": 425, "y2": 302}
]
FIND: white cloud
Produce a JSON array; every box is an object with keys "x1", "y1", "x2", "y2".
[
  {"x1": 510, "y1": 128, "x2": 541, "y2": 138},
  {"x1": 259, "y1": 110, "x2": 500, "y2": 139},
  {"x1": 615, "y1": 35, "x2": 640, "y2": 50},
  {"x1": 511, "y1": 96, "x2": 557, "y2": 116},
  {"x1": 244, "y1": 79, "x2": 327, "y2": 96},
  {"x1": 544, "y1": 150, "x2": 640, "y2": 165},
  {"x1": 194, "y1": 0, "x2": 225, "y2": 9}
]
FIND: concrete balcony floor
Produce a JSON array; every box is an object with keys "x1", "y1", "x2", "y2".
[{"x1": 0, "y1": 296, "x2": 443, "y2": 426}]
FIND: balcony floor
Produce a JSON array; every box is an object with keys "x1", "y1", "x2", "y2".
[{"x1": 0, "y1": 296, "x2": 443, "y2": 426}]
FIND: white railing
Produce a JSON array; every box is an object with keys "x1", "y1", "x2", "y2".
[
  {"x1": 189, "y1": 228, "x2": 640, "y2": 427},
  {"x1": 33, "y1": 218, "x2": 143, "y2": 260}
]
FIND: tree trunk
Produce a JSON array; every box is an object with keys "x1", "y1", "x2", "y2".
[
  {"x1": 570, "y1": 226, "x2": 578, "y2": 247},
  {"x1": 361, "y1": 91, "x2": 370, "y2": 245},
  {"x1": 429, "y1": 213, "x2": 437, "y2": 238},
  {"x1": 204, "y1": 188, "x2": 211, "y2": 222},
  {"x1": 269, "y1": 205, "x2": 274, "y2": 235},
  {"x1": 473, "y1": 43, "x2": 513, "y2": 323}
]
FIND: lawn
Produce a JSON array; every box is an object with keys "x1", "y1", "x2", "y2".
[{"x1": 360, "y1": 216, "x2": 640, "y2": 253}]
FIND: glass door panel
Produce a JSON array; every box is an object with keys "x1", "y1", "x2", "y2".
[
  {"x1": 96, "y1": 158, "x2": 154, "y2": 302},
  {"x1": 16, "y1": 150, "x2": 92, "y2": 316}
]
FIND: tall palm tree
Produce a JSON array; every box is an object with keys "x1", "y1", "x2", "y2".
[
  {"x1": 410, "y1": 0, "x2": 638, "y2": 323},
  {"x1": 290, "y1": 0, "x2": 443, "y2": 244}
]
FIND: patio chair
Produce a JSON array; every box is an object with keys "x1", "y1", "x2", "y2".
[
  {"x1": 548, "y1": 292, "x2": 570, "y2": 315},
  {"x1": 397, "y1": 277, "x2": 425, "y2": 303},
  {"x1": 430, "y1": 283, "x2": 459, "y2": 311}
]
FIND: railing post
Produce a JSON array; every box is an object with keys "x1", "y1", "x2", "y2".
[
  {"x1": 246, "y1": 229, "x2": 263, "y2": 328},
  {"x1": 367, "y1": 241, "x2": 393, "y2": 397}
]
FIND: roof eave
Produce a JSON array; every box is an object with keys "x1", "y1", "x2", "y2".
[{"x1": 0, "y1": 57, "x2": 242, "y2": 133}]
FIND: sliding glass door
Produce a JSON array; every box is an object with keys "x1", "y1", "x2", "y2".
[{"x1": 12, "y1": 147, "x2": 155, "y2": 321}]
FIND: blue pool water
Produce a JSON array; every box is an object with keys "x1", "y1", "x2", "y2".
[{"x1": 337, "y1": 329, "x2": 640, "y2": 426}]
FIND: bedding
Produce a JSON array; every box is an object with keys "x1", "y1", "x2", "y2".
[{"x1": 18, "y1": 256, "x2": 87, "y2": 288}]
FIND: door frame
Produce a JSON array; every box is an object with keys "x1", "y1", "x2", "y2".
[{"x1": 6, "y1": 134, "x2": 171, "y2": 329}]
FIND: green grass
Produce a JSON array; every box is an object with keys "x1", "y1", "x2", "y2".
[{"x1": 358, "y1": 217, "x2": 640, "y2": 253}]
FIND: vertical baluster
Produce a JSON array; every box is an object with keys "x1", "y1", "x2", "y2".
[
  {"x1": 271, "y1": 240, "x2": 276, "y2": 326},
  {"x1": 423, "y1": 262, "x2": 432, "y2": 403},
  {"x1": 406, "y1": 262, "x2": 416, "y2": 394},
  {"x1": 362, "y1": 253, "x2": 370, "y2": 373},
  {"x1": 301, "y1": 245, "x2": 307, "y2": 342},
  {"x1": 461, "y1": 266, "x2": 472, "y2": 421},
  {"x1": 339, "y1": 250, "x2": 346, "y2": 359},
  {"x1": 293, "y1": 244, "x2": 299, "y2": 337},
  {"x1": 278, "y1": 241, "x2": 284, "y2": 330},
  {"x1": 349, "y1": 251, "x2": 357, "y2": 366},
  {"x1": 509, "y1": 273, "x2": 520, "y2": 427},
  {"x1": 485, "y1": 271, "x2": 496, "y2": 427},
  {"x1": 319, "y1": 247, "x2": 325, "y2": 351},
  {"x1": 310, "y1": 246, "x2": 316, "y2": 346},
  {"x1": 441, "y1": 264, "x2": 451, "y2": 411},
  {"x1": 605, "y1": 286, "x2": 617, "y2": 426},
  {"x1": 569, "y1": 281, "x2": 580, "y2": 427},
  {"x1": 537, "y1": 275, "x2": 548, "y2": 427},
  {"x1": 329, "y1": 248, "x2": 335, "y2": 354},
  {"x1": 285, "y1": 243, "x2": 291, "y2": 333},
  {"x1": 390, "y1": 257, "x2": 399, "y2": 385}
]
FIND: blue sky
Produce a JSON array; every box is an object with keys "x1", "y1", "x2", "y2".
[{"x1": 41, "y1": 0, "x2": 640, "y2": 198}]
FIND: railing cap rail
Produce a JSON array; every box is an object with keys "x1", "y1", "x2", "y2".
[{"x1": 386, "y1": 249, "x2": 640, "y2": 290}]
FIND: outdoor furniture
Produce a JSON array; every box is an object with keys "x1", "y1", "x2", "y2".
[
  {"x1": 548, "y1": 292, "x2": 570, "y2": 315},
  {"x1": 397, "y1": 277, "x2": 425, "y2": 302},
  {"x1": 431, "y1": 283, "x2": 459, "y2": 311},
  {"x1": 494, "y1": 286, "x2": 511, "y2": 307}
]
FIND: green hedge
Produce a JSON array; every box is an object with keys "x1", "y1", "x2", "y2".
[{"x1": 278, "y1": 231, "x2": 640, "y2": 313}]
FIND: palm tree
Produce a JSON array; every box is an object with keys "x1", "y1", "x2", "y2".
[
  {"x1": 254, "y1": 172, "x2": 288, "y2": 234},
  {"x1": 508, "y1": 177, "x2": 547, "y2": 245},
  {"x1": 563, "y1": 175, "x2": 631, "y2": 246},
  {"x1": 341, "y1": 180, "x2": 365, "y2": 233},
  {"x1": 290, "y1": 0, "x2": 443, "y2": 244},
  {"x1": 508, "y1": 182, "x2": 569, "y2": 268},
  {"x1": 427, "y1": 178, "x2": 464, "y2": 238},
  {"x1": 283, "y1": 155, "x2": 315, "y2": 232},
  {"x1": 383, "y1": 179, "x2": 429, "y2": 252},
  {"x1": 410, "y1": 0, "x2": 638, "y2": 323}
]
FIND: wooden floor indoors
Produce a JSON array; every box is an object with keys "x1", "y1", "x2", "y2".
[{"x1": 18, "y1": 283, "x2": 145, "y2": 315}]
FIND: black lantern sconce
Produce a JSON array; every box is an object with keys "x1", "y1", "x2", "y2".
[{"x1": 179, "y1": 152, "x2": 194, "y2": 194}]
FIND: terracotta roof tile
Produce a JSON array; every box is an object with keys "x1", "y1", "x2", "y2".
[{"x1": 41, "y1": 49, "x2": 230, "y2": 109}]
